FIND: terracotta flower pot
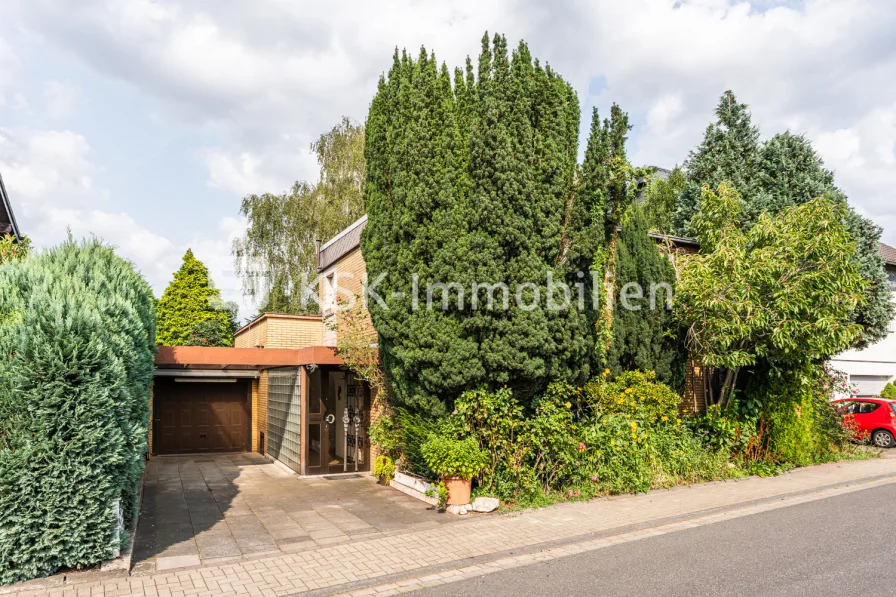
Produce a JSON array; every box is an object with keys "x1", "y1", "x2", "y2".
[{"x1": 443, "y1": 476, "x2": 472, "y2": 505}]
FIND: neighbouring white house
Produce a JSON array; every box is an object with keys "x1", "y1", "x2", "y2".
[{"x1": 830, "y1": 242, "x2": 896, "y2": 396}]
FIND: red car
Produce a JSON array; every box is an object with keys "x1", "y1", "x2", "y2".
[{"x1": 833, "y1": 398, "x2": 896, "y2": 448}]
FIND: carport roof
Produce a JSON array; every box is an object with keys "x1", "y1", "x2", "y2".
[{"x1": 155, "y1": 345, "x2": 343, "y2": 370}]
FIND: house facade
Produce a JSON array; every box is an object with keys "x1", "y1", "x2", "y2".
[
  {"x1": 830, "y1": 243, "x2": 896, "y2": 396},
  {"x1": 150, "y1": 216, "x2": 378, "y2": 476}
]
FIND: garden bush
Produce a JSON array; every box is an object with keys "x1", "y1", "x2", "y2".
[
  {"x1": 881, "y1": 382, "x2": 896, "y2": 400},
  {"x1": 0, "y1": 238, "x2": 156, "y2": 583},
  {"x1": 446, "y1": 372, "x2": 732, "y2": 505}
]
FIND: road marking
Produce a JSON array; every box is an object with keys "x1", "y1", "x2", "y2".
[{"x1": 327, "y1": 475, "x2": 896, "y2": 597}]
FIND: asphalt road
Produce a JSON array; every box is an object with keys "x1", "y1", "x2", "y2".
[{"x1": 412, "y1": 483, "x2": 896, "y2": 597}]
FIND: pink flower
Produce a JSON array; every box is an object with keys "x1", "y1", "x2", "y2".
[
  {"x1": 578, "y1": 442, "x2": 586, "y2": 452},
  {"x1": 591, "y1": 475, "x2": 598, "y2": 482}
]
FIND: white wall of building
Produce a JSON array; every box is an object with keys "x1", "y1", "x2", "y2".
[{"x1": 830, "y1": 266, "x2": 896, "y2": 396}]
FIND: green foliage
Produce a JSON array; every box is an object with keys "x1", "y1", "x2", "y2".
[
  {"x1": 585, "y1": 370, "x2": 683, "y2": 422},
  {"x1": 156, "y1": 249, "x2": 236, "y2": 346},
  {"x1": 689, "y1": 183, "x2": 742, "y2": 254},
  {"x1": 684, "y1": 90, "x2": 761, "y2": 201},
  {"x1": 759, "y1": 365, "x2": 853, "y2": 466},
  {"x1": 362, "y1": 34, "x2": 599, "y2": 414},
  {"x1": 449, "y1": 374, "x2": 730, "y2": 504},
  {"x1": 373, "y1": 455, "x2": 395, "y2": 484},
  {"x1": 676, "y1": 197, "x2": 866, "y2": 406},
  {"x1": 0, "y1": 234, "x2": 30, "y2": 265},
  {"x1": 425, "y1": 481, "x2": 449, "y2": 510},
  {"x1": 367, "y1": 413, "x2": 400, "y2": 457},
  {"x1": 605, "y1": 207, "x2": 685, "y2": 387},
  {"x1": 675, "y1": 92, "x2": 893, "y2": 347},
  {"x1": 881, "y1": 382, "x2": 896, "y2": 399},
  {"x1": 233, "y1": 117, "x2": 365, "y2": 314},
  {"x1": 420, "y1": 436, "x2": 489, "y2": 480},
  {"x1": 394, "y1": 408, "x2": 441, "y2": 478},
  {"x1": 642, "y1": 167, "x2": 686, "y2": 234},
  {"x1": 187, "y1": 319, "x2": 228, "y2": 347},
  {"x1": 0, "y1": 238, "x2": 156, "y2": 583}
]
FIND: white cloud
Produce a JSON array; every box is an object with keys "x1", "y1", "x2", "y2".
[
  {"x1": 0, "y1": 125, "x2": 256, "y2": 315},
  {"x1": 4, "y1": 0, "x2": 896, "y2": 303},
  {"x1": 43, "y1": 80, "x2": 82, "y2": 119}
]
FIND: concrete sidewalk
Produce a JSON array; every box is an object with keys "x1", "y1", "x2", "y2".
[{"x1": 6, "y1": 455, "x2": 896, "y2": 597}]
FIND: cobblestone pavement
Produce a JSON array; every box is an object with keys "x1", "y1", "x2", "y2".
[
  {"x1": 133, "y1": 454, "x2": 456, "y2": 574},
  {"x1": 5, "y1": 455, "x2": 896, "y2": 597}
]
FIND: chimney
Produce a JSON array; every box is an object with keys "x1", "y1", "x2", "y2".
[{"x1": 314, "y1": 239, "x2": 322, "y2": 271}]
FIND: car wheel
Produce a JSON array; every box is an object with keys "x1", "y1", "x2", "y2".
[{"x1": 872, "y1": 429, "x2": 894, "y2": 448}]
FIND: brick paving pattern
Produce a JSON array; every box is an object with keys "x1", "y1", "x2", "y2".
[
  {"x1": 133, "y1": 454, "x2": 455, "y2": 573},
  {"x1": 4, "y1": 456, "x2": 896, "y2": 597}
]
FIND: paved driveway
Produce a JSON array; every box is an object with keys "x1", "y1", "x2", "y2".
[{"x1": 133, "y1": 453, "x2": 454, "y2": 574}]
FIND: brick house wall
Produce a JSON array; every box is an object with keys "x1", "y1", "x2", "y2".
[
  {"x1": 250, "y1": 371, "x2": 269, "y2": 454},
  {"x1": 235, "y1": 314, "x2": 323, "y2": 349}
]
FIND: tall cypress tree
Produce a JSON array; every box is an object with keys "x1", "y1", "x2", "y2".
[
  {"x1": 156, "y1": 249, "x2": 236, "y2": 346},
  {"x1": 606, "y1": 205, "x2": 684, "y2": 387},
  {"x1": 362, "y1": 34, "x2": 594, "y2": 413},
  {"x1": 672, "y1": 90, "x2": 760, "y2": 236}
]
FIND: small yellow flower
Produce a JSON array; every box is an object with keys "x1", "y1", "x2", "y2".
[
  {"x1": 615, "y1": 446, "x2": 621, "y2": 451},
  {"x1": 629, "y1": 421, "x2": 637, "y2": 431},
  {"x1": 625, "y1": 388, "x2": 633, "y2": 394},
  {"x1": 564, "y1": 401, "x2": 572, "y2": 409},
  {"x1": 637, "y1": 438, "x2": 642, "y2": 444},
  {"x1": 603, "y1": 368, "x2": 610, "y2": 376},
  {"x1": 676, "y1": 418, "x2": 682, "y2": 425},
  {"x1": 661, "y1": 416, "x2": 669, "y2": 421}
]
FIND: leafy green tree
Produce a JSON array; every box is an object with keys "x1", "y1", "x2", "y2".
[
  {"x1": 157, "y1": 249, "x2": 235, "y2": 346},
  {"x1": 676, "y1": 92, "x2": 893, "y2": 348},
  {"x1": 0, "y1": 238, "x2": 155, "y2": 583},
  {"x1": 0, "y1": 234, "x2": 30, "y2": 265},
  {"x1": 676, "y1": 196, "x2": 866, "y2": 407},
  {"x1": 642, "y1": 166, "x2": 686, "y2": 234},
  {"x1": 606, "y1": 205, "x2": 685, "y2": 388},
  {"x1": 233, "y1": 116, "x2": 365, "y2": 313},
  {"x1": 362, "y1": 34, "x2": 597, "y2": 414}
]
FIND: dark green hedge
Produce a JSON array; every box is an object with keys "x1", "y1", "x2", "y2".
[{"x1": 0, "y1": 238, "x2": 156, "y2": 584}]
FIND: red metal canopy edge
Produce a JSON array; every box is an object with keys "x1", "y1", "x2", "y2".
[{"x1": 155, "y1": 345, "x2": 343, "y2": 369}]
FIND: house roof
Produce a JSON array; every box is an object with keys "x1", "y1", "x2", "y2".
[
  {"x1": 879, "y1": 242, "x2": 896, "y2": 267},
  {"x1": 318, "y1": 214, "x2": 367, "y2": 271},
  {"x1": 0, "y1": 170, "x2": 21, "y2": 240}
]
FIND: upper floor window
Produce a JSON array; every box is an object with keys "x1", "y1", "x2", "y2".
[{"x1": 323, "y1": 272, "x2": 337, "y2": 313}]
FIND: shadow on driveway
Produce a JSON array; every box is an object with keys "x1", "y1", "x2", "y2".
[{"x1": 132, "y1": 453, "x2": 455, "y2": 574}]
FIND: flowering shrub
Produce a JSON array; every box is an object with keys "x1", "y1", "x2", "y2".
[
  {"x1": 584, "y1": 370, "x2": 682, "y2": 421},
  {"x1": 446, "y1": 372, "x2": 731, "y2": 504}
]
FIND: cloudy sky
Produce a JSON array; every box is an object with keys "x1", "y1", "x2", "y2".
[{"x1": 1, "y1": 0, "x2": 894, "y2": 320}]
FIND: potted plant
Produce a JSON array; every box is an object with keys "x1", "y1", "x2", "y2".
[{"x1": 420, "y1": 436, "x2": 489, "y2": 506}]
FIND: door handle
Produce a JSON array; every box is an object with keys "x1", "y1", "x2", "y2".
[{"x1": 325, "y1": 414, "x2": 335, "y2": 424}]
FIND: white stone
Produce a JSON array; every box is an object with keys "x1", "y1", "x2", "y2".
[
  {"x1": 471, "y1": 497, "x2": 500, "y2": 513},
  {"x1": 446, "y1": 504, "x2": 472, "y2": 515}
]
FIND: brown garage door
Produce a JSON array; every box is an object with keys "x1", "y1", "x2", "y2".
[{"x1": 154, "y1": 378, "x2": 250, "y2": 454}]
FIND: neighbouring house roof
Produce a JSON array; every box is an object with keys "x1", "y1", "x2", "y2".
[
  {"x1": 0, "y1": 170, "x2": 21, "y2": 241},
  {"x1": 879, "y1": 242, "x2": 896, "y2": 267},
  {"x1": 318, "y1": 214, "x2": 367, "y2": 271}
]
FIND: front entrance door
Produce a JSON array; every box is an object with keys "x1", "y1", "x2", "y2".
[{"x1": 305, "y1": 369, "x2": 370, "y2": 474}]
